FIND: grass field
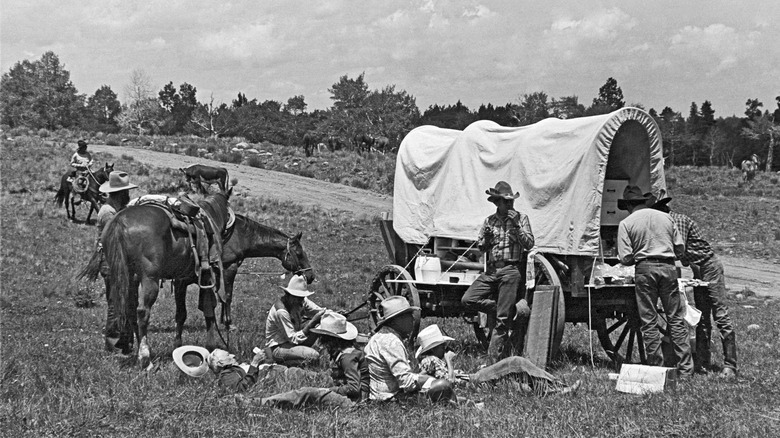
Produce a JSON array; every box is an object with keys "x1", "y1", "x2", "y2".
[{"x1": 2, "y1": 137, "x2": 779, "y2": 437}]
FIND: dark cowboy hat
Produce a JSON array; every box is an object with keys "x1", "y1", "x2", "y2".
[
  {"x1": 486, "y1": 181, "x2": 520, "y2": 202},
  {"x1": 77, "y1": 140, "x2": 88, "y2": 149},
  {"x1": 617, "y1": 185, "x2": 652, "y2": 210}
]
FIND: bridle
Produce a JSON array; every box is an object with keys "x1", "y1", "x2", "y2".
[{"x1": 283, "y1": 238, "x2": 312, "y2": 276}]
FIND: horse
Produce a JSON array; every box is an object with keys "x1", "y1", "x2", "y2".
[
  {"x1": 353, "y1": 133, "x2": 375, "y2": 154},
  {"x1": 374, "y1": 136, "x2": 391, "y2": 154},
  {"x1": 80, "y1": 189, "x2": 232, "y2": 367},
  {"x1": 171, "y1": 214, "x2": 316, "y2": 348},
  {"x1": 303, "y1": 132, "x2": 318, "y2": 157},
  {"x1": 54, "y1": 163, "x2": 113, "y2": 223},
  {"x1": 741, "y1": 154, "x2": 760, "y2": 182},
  {"x1": 180, "y1": 164, "x2": 229, "y2": 194},
  {"x1": 327, "y1": 135, "x2": 347, "y2": 152}
]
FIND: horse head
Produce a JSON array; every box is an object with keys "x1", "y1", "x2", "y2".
[{"x1": 282, "y1": 231, "x2": 315, "y2": 284}]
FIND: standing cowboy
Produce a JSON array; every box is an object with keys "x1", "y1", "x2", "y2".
[
  {"x1": 617, "y1": 185, "x2": 692, "y2": 376},
  {"x1": 461, "y1": 181, "x2": 534, "y2": 362},
  {"x1": 97, "y1": 171, "x2": 138, "y2": 354},
  {"x1": 650, "y1": 192, "x2": 738, "y2": 378}
]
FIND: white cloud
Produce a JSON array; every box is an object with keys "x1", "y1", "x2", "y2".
[
  {"x1": 669, "y1": 24, "x2": 760, "y2": 73},
  {"x1": 462, "y1": 4, "x2": 495, "y2": 20},
  {"x1": 197, "y1": 23, "x2": 281, "y2": 60},
  {"x1": 548, "y1": 8, "x2": 636, "y2": 41}
]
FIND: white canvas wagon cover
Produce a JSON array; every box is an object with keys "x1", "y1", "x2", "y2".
[{"x1": 393, "y1": 107, "x2": 666, "y2": 256}]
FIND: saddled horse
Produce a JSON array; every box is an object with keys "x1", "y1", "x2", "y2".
[
  {"x1": 353, "y1": 133, "x2": 375, "y2": 154},
  {"x1": 741, "y1": 154, "x2": 760, "y2": 182},
  {"x1": 80, "y1": 189, "x2": 232, "y2": 367},
  {"x1": 180, "y1": 164, "x2": 229, "y2": 194},
  {"x1": 172, "y1": 214, "x2": 315, "y2": 348},
  {"x1": 54, "y1": 163, "x2": 113, "y2": 223}
]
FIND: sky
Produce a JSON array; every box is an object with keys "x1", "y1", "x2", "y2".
[{"x1": 1, "y1": 1, "x2": 778, "y2": 118}]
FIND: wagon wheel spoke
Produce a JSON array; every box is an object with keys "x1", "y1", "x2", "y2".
[
  {"x1": 625, "y1": 327, "x2": 636, "y2": 363},
  {"x1": 612, "y1": 321, "x2": 631, "y2": 352},
  {"x1": 606, "y1": 316, "x2": 627, "y2": 335}
]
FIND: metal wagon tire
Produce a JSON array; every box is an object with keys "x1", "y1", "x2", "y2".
[{"x1": 367, "y1": 265, "x2": 421, "y2": 337}]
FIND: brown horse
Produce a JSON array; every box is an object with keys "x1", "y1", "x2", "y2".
[
  {"x1": 81, "y1": 189, "x2": 231, "y2": 367},
  {"x1": 54, "y1": 163, "x2": 113, "y2": 223},
  {"x1": 172, "y1": 214, "x2": 315, "y2": 348}
]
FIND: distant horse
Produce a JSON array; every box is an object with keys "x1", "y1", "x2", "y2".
[
  {"x1": 327, "y1": 135, "x2": 347, "y2": 152},
  {"x1": 180, "y1": 164, "x2": 229, "y2": 194},
  {"x1": 303, "y1": 132, "x2": 318, "y2": 157},
  {"x1": 353, "y1": 133, "x2": 375, "y2": 154},
  {"x1": 374, "y1": 136, "x2": 391, "y2": 154},
  {"x1": 80, "y1": 189, "x2": 232, "y2": 367},
  {"x1": 54, "y1": 163, "x2": 113, "y2": 223},
  {"x1": 741, "y1": 154, "x2": 760, "y2": 182},
  {"x1": 171, "y1": 214, "x2": 315, "y2": 347}
]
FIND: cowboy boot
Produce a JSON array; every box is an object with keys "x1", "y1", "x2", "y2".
[{"x1": 719, "y1": 333, "x2": 738, "y2": 379}]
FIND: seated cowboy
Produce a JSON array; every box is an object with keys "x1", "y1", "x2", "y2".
[
  {"x1": 69, "y1": 140, "x2": 94, "y2": 203},
  {"x1": 265, "y1": 275, "x2": 328, "y2": 367}
]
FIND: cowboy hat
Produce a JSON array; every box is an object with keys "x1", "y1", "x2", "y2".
[
  {"x1": 415, "y1": 324, "x2": 454, "y2": 358},
  {"x1": 310, "y1": 311, "x2": 358, "y2": 340},
  {"x1": 280, "y1": 274, "x2": 314, "y2": 297},
  {"x1": 486, "y1": 181, "x2": 520, "y2": 202},
  {"x1": 172, "y1": 345, "x2": 210, "y2": 378},
  {"x1": 376, "y1": 295, "x2": 420, "y2": 328},
  {"x1": 99, "y1": 171, "x2": 138, "y2": 193},
  {"x1": 77, "y1": 139, "x2": 88, "y2": 149},
  {"x1": 617, "y1": 185, "x2": 652, "y2": 211}
]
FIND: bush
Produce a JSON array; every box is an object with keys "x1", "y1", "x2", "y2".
[
  {"x1": 37, "y1": 129, "x2": 50, "y2": 138},
  {"x1": 247, "y1": 155, "x2": 264, "y2": 168},
  {"x1": 185, "y1": 144, "x2": 199, "y2": 157},
  {"x1": 105, "y1": 134, "x2": 120, "y2": 146}
]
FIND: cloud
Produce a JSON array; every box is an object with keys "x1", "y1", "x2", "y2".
[
  {"x1": 462, "y1": 4, "x2": 495, "y2": 21},
  {"x1": 197, "y1": 23, "x2": 282, "y2": 60},
  {"x1": 669, "y1": 24, "x2": 760, "y2": 73},
  {"x1": 548, "y1": 7, "x2": 636, "y2": 41}
]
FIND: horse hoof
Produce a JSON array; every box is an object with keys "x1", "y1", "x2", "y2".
[{"x1": 139, "y1": 356, "x2": 151, "y2": 369}]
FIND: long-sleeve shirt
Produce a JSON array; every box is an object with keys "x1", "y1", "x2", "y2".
[
  {"x1": 70, "y1": 151, "x2": 93, "y2": 170},
  {"x1": 329, "y1": 347, "x2": 369, "y2": 401},
  {"x1": 216, "y1": 364, "x2": 259, "y2": 392},
  {"x1": 418, "y1": 355, "x2": 449, "y2": 380},
  {"x1": 617, "y1": 207, "x2": 684, "y2": 265},
  {"x1": 364, "y1": 326, "x2": 421, "y2": 401},
  {"x1": 478, "y1": 209, "x2": 534, "y2": 262},
  {"x1": 669, "y1": 212, "x2": 714, "y2": 266},
  {"x1": 264, "y1": 298, "x2": 323, "y2": 348}
]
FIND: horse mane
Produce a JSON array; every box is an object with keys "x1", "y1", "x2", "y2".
[{"x1": 236, "y1": 214, "x2": 289, "y2": 247}]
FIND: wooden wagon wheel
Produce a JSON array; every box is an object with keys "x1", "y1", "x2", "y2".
[
  {"x1": 367, "y1": 265, "x2": 421, "y2": 337},
  {"x1": 471, "y1": 253, "x2": 565, "y2": 357},
  {"x1": 593, "y1": 309, "x2": 646, "y2": 366}
]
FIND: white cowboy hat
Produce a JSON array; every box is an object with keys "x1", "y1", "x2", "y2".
[
  {"x1": 172, "y1": 345, "x2": 210, "y2": 378},
  {"x1": 415, "y1": 324, "x2": 454, "y2": 358},
  {"x1": 376, "y1": 295, "x2": 420, "y2": 328},
  {"x1": 99, "y1": 171, "x2": 138, "y2": 194},
  {"x1": 280, "y1": 274, "x2": 314, "y2": 298},
  {"x1": 310, "y1": 311, "x2": 358, "y2": 340}
]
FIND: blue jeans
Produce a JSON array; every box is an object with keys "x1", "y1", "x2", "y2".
[
  {"x1": 271, "y1": 342, "x2": 320, "y2": 367},
  {"x1": 635, "y1": 261, "x2": 693, "y2": 375},
  {"x1": 693, "y1": 256, "x2": 737, "y2": 370},
  {"x1": 261, "y1": 387, "x2": 354, "y2": 409},
  {"x1": 461, "y1": 265, "x2": 522, "y2": 360}
]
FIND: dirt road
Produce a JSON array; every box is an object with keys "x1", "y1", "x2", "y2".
[{"x1": 91, "y1": 144, "x2": 779, "y2": 298}]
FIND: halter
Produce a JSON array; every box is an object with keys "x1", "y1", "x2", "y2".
[{"x1": 283, "y1": 238, "x2": 312, "y2": 276}]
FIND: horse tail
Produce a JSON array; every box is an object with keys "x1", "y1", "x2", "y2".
[
  {"x1": 54, "y1": 182, "x2": 66, "y2": 207},
  {"x1": 77, "y1": 247, "x2": 102, "y2": 282},
  {"x1": 104, "y1": 216, "x2": 131, "y2": 329}
]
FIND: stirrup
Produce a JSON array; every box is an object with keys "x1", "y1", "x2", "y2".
[{"x1": 199, "y1": 267, "x2": 217, "y2": 289}]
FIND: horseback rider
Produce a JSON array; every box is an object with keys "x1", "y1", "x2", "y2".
[
  {"x1": 97, "y1": 171, "x2": 138, "y2": 355},
  {"x1": 70, "y1": 140, "x2": 94, "y2": 204}
]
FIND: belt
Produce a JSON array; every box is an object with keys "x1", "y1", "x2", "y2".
[
  {"x1": 638, "y1": 257, "x2": 675, "y2": 265},
  {"x1": 489, "y1": 260, "x2": 520, "y2": 269}
]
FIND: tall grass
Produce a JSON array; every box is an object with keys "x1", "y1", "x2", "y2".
[{"x1": 1, "y1": 138, "x2": 779, "y2": 437}]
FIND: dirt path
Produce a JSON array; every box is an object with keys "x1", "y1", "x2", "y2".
[{"x1": 91, "y1": 144, "x2": 779, "y2": 299}]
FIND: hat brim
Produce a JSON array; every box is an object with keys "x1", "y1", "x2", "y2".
[
  {"x1": 280, "y1": 286, "x2": 314, "y2": 298},
  {"x1": 652, "y1": 197, "x2": 672, "y2": 208},
  {"x1": 415, "y1": 336, "x2": 455, "y2": 358},
  {"x1": 310, "y1": 322, "x2": 359, "y2": 340},
  {"x1": 172, "y1": 345, "x2": 210, "y2": 378},
  {"x1": 376, "y1": 305, "x2": 420, "y2": 328},
  {"x1": 486, "y1": 190, "x2": 520, "y2": 202},
  {"x1": 99, "y1": 182, "x2": 138, "y2": 193},
  {"x1": 617, "y1": 198, "x2": 649, "y2": 211}
]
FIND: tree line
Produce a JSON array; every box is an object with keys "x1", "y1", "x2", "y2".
[{"x1": 1, "y1": 51, "x2": 777, "y2": 170}]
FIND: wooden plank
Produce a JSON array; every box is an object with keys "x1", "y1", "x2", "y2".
[{"x1": 524, "y1": 285, "x2": 560, "y2": 369}]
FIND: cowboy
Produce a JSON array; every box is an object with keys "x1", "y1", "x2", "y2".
[
  {"x1": 617, "y1": 185, "x2": 692, "y2": 376},
  {"x1": 264, "y1": 274, "x2": 327, "y2": 367},
  {"x1": 364, "y1": 296, "x2": 442, "y2": 402},
  {"x1": 649, "y1": 192, "x2": 738, "y2": 378},
  {"x1": 69, "y1": 140, "x2": 94, "y2": 204},
  {"x1": 172, "y1": 345, "x2": 268, "y2": 392},
  {"x1": 97, "y1": 171, "x2": 138, "y2": 355},
  {"x1": 259, "y1": 311, "x2": 368, "y2": 409},
  {"x1": 461, "y1": 181, "x2": 534, "y2": 362}
]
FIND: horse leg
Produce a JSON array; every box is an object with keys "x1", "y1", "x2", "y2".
[
  {"x1": 173, "y1": 279, "x2": 188, "y2": 348},
  {"x1": 136, "y1": 275, "x2": 160, "y2": 369},
  {"x1": 200, "y1": 286, "x2": 224, "y2": 350},
  {"x1": 221, "y1": 264, "x2": 239, "y2": 329},
  {"x1": 85, "y1": 200, "x2": 95, "y2": 225}
]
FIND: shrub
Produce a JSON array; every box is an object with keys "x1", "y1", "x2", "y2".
[
  {"x1": 185, "y1": 144, "x2": 199, "y2": 157},
  {"x1": 770, "y1": 177, "x2": 778, "y2": 185},
  {"x1": 136, "y1": 165, "x2": 150, "y2": 176},
  {"x1": 37, "y1": 129, "x2": 50, "y2": 138},
  {"x1": 105, "y1": 134, "x2": 120, "y2": 146},
  {"x1": 247, "y1": 155, "x2": 264, "y2": 168},
  {"x1": 121, "y1": 154, "x2": 135, "y2": 162}
]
